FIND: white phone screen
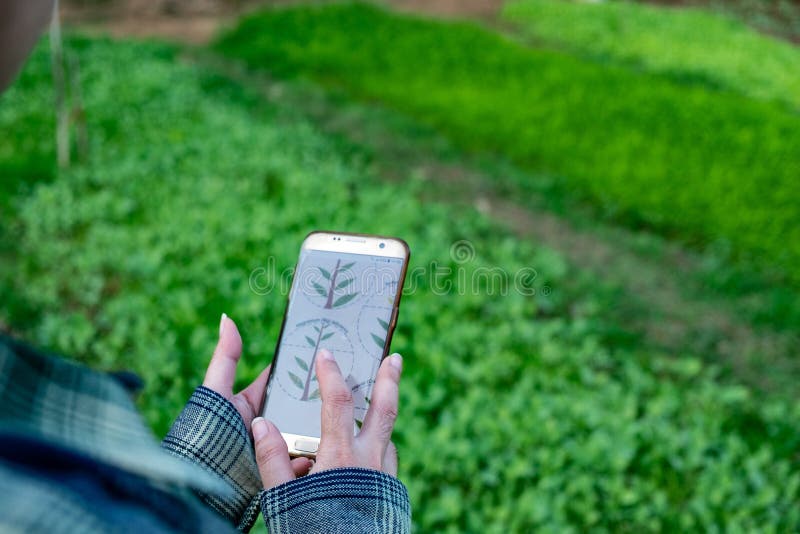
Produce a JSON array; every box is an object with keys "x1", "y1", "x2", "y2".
[{"x1": 262, "y1": 248, "x2": 405, "y2": 437}]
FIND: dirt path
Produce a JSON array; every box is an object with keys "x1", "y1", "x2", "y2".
[
  {"x1": 61, "y1": 0, "x2": 800, "y2": 45},
  {"x1": 62, "y1": 0, "x2": 504, "y2": 43},
  {"x1": 389, "y1": 0, "x2": 502, "y2": 17}
]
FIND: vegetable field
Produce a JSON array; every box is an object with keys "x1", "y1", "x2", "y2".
[
  {"x1": 2, "y1": 1, "x2": 799, "y2": 532},
  {"x1": 216, "y1": 3, "x2": 800, "y2": 286}
]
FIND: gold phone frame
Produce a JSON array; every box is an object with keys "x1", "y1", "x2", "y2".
[{"x1": 259, "y1": 231, "x2": 410, "y2": 459}]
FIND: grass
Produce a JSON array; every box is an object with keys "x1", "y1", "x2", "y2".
[
  {"x1": 215, "y1": 2, "x2": 800, "y2": 292},
  {"x1": 502, "y1": 0, "x2": 800, "y2": 108},
  {"x1": 1, "y1": 34, "x2": 799, "y2": 531}
]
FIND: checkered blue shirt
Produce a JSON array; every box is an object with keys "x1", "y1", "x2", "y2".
[{"x1": 0, "y1": 335, "x2": 411, "y2": 533}]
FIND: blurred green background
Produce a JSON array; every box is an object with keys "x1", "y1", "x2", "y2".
[{"x1": 1, "y1": 0, "x2": 799, "y2": 531}]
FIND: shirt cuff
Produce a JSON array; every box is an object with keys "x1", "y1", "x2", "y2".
[
  {"x1": 162, "y1": 386, "x2": 262, "y2": 531},
  {"x1": 261, "y1": 468, "x2": 411, "y2": 534}
]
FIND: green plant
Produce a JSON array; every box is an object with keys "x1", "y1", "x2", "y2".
[
  {"x1": 215, "y1": 2, "x2": 800, "y2": 290},
  {"x1": 503, "y1": 0, "x2": 800, "y2": 108},
  {"x1": 1, "y1": 35, "x2": 799, "y2": 531}
]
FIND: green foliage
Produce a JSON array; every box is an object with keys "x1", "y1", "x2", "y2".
[
  {"x1": 693, "y1": 0, "x2": 800, "y2": 43},
  {"x1": 503, "y1": 0, "x2": 800, "y2": 108},
  {"x1": 215, "y1": 2, "x2": 800, "y2": 286},
  {"x1": 2, "y1": 36, "x2": 799, "y2": 531},
  {"x1": 0, "y1": 43, "x2": 56, "y2": 222}
]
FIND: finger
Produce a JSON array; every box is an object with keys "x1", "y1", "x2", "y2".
[
  {"x1": 239, "y1": 365, "x2": 271, "y2": 421},
  {"x1": 383, "y1": 441, "x2": 398, "y2": 477},
  {"x1": 252, "y1": 417, "x2": 295, "y2": 489},
  {"x1": 359, "y1": 354, "x2": 402, "y2": 456},
  {"x1": 316, "y1": 349, "x2": 354, "y2": 448},
  {"x1": 291, "y1": 457, "x2": 314, "y2": 478},
  {"x1": 203, "y1": 313, "x2": 243, "y2": 396}
]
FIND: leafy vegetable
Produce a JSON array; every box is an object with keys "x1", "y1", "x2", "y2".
[
  {"x1": 216, "y1": 2, "x2": 800, "y2": 285},
  {"x1": 1, "y1": 35, "x2": 798, "y2": 532}
]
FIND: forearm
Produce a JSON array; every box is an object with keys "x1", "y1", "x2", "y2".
[{"x1": 162, "y1": 386, "x2": 263, "y2": 531}]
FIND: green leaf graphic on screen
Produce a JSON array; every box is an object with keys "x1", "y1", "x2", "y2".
[
  {"x1": 312, "y1": 282, "x2": 327, "y2": 297},
  {"x1": 333, "y1": 293, "x2": 357, "y2": 307},
  {"x1": 314, "y1": 259, "x2": 357, "y2": 309},
  {"x1": 288, "y1": 372, "x2": 303, "y2": 389},
  {"x1": 289, "y1": 320, "x2": 335, "y2": 401},
  {"x1": 372, "y1": 316, "x2": 389, "y2": 348},
  {"x1": 355, "y1": 397, "x2": 371, "y2": 429},
  {"x1": 336, "y1": 278, "x2": 354, "y2": 290}
]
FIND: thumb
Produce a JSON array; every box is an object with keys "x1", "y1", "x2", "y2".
[
  {"x1": 203, "y1": 313, "x2": 243, "y2": 396},
  {"x1": 252, "y1": 417, "x2": 296, "y2": 489}
]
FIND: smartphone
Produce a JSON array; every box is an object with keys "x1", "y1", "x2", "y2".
[{"x1": 260, "y1": 231, "x2": 410, "y2": 458}]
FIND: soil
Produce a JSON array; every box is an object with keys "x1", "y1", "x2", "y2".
[
  {"x1": 62, "y1": 0, "x2": 800, "y2": 44},
  {"x1": 62, "y1": 0, "x2": 253, "y2": 44},
  {"x1": 389, "y1": 0, "x2": 502, "y2": 17},
  {"x1": 61, "y1": 0, "x2": 505, "y2": 43}
]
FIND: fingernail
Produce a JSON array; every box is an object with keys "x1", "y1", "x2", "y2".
[
  {"x1": 252, "y1": 417, "x2": 268, "y2": 441},
  {"x1": 389, "y1": 353, "x2": 403, "y2": 372},
  {"x1": 219, "y1": 312, "x2": 228, "y2": 338},
  {"x1": 319, "y1": 349, "x2": 334, "y2": 361}
]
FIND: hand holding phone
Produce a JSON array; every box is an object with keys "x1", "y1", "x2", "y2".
[
  {"x1": 259, "y1": 231, "x2": 410, "y2": 459},
  {"x1": 251, "y1": 347, "x2": 402, "y2": 488}
]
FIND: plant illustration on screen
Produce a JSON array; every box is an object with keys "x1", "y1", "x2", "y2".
[
  {"x1": 279, "y1": 318, "x2": 354, "y2": 403},
  {"x1": 288, "y1": 321, "x2": 334, "y2": 401},
  {"x1": 347, "y1": 376, "x2": 372, "y2": 430},
  {"x1": 371, "y1": 317, "x2": 389, "y2": 349},
  {"x1": 313, "y1": 259, "x2": 356, "y2": 309},
  {"x1": 354, "y1": 395, "x2": 370, "y2": 430}
]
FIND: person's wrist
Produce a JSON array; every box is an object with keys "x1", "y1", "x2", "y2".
[
  {"x1": 259, "y1": 467, "x2": 411, "y2": 534},
  {"x1": 162, "y1": 385, "x2": 262, "y2": 528}
]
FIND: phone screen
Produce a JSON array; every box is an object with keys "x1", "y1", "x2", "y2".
[{"x1": 262, "y1": 247, "x2": 405, "y2": 438}]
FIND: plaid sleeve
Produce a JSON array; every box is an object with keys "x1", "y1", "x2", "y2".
[
  {"x1": 261, "y1": 468, "x2": 411, "y2": 534},
  {"x1": 162, "y1": 386, "x2": 262, "y2": 531}
]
